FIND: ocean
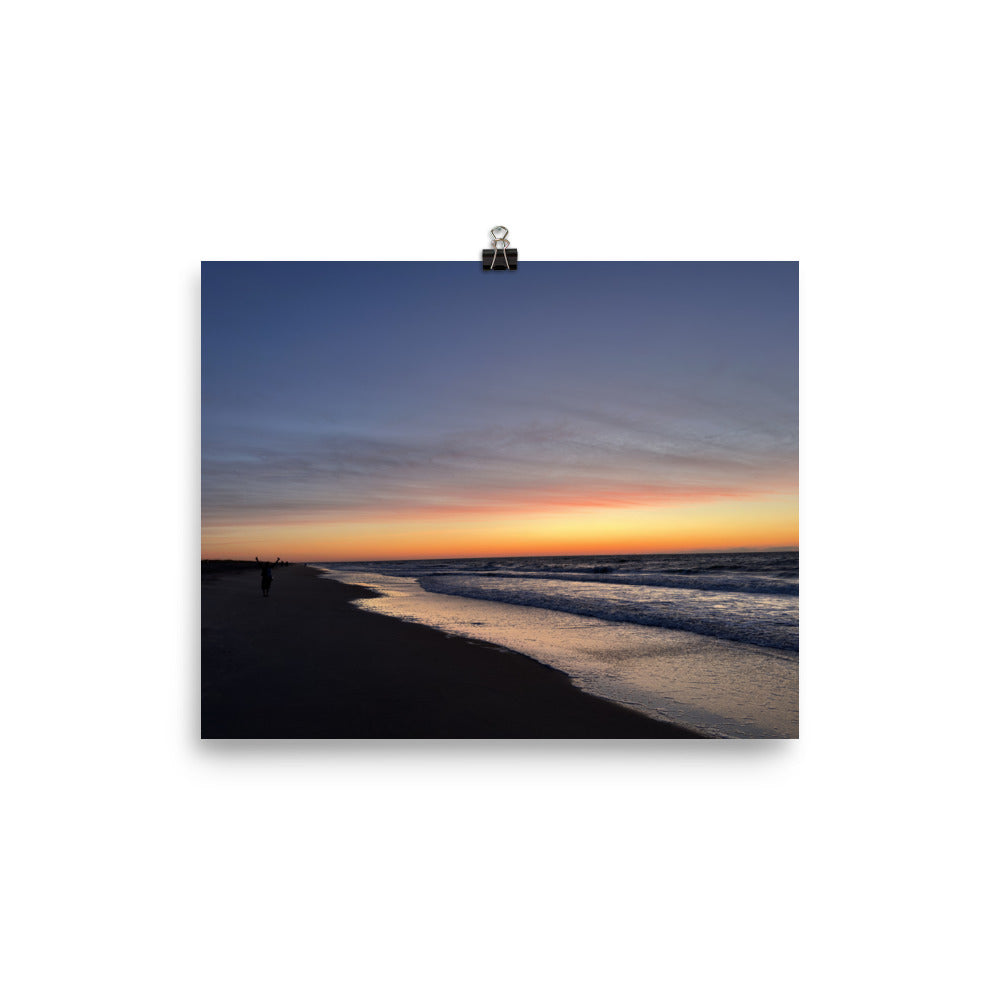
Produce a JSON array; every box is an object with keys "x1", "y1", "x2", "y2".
[{"x1": 314, "y1": 551, "x2": 799, "y2": 738}]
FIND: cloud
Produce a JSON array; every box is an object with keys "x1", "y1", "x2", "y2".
[{"x1": 202, "y1": 413, "x2": 797, "y2": 526}]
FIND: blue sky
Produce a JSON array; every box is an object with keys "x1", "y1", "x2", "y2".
[{"x1": 202, "y1": 261, "x2": 798, "y2": 559}]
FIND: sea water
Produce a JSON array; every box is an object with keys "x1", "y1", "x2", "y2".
[{"x1": 314, "y1": 551, "x2": 799, "y2": 738}]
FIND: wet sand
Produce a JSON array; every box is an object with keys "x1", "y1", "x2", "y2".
[{"x1": 201, "y1": 564, "x2": 703, "y2": 738}]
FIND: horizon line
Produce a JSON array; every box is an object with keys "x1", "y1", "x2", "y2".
[{"x1": 203, "y1": 545, "x2": 799, "y2": 564}]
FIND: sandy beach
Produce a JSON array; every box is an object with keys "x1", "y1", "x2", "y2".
[{"x1": 202, "y1": 563, "x2": 702, "y2": 738}]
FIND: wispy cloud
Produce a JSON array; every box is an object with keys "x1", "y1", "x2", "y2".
[{"x1": 202, "y1": 415, "x2": 796, "y2": 525}]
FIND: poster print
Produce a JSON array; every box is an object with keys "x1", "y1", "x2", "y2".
[{"x1": 202, "y1": 262, "x2": 798, "y2": 738}]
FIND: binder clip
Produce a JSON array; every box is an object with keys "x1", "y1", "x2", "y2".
[{"x1": 482, "y1": 226, "x2": 517, "y2": 270}]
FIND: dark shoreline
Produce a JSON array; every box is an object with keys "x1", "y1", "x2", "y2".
[{"x1": 202, "y1": 564, "x2": 704, "y2": 739}]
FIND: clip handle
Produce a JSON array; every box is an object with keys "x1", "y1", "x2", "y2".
[{"x1": 486, "y1": 226, "x2": 514, "y2": 270}]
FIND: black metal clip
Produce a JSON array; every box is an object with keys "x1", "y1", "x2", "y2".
[{"x1": 482, "y1": 226, "x2": 517, "y2": 270}]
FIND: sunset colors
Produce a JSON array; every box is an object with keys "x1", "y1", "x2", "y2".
[{"x1": 201, "y1": 262, "x2": 798, "y2": 561}]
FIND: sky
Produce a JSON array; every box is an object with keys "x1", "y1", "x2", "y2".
[{"x1": 202, "y1": 261, "x2": 798, "y2": 561}]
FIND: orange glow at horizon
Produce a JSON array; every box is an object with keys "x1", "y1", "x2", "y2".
[{"x1": 202, "y1": 495, "x2": 798, "y2": 562}]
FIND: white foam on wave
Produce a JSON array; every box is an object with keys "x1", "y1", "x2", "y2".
[
  {"x1": 418, "y1": 573, "x2": 798, "y2": 652},
  {"x1": 328, "y1": 552, "x2": 799, "y2": 651}
]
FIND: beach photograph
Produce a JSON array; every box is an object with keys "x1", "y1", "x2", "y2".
[{"x1": 202, "y1": 261, "x2": 798, "y2": 738}]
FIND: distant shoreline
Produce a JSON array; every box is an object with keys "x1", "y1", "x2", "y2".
[{"x1": 202, "y1": 547, "x2": 798, "y2": 567}]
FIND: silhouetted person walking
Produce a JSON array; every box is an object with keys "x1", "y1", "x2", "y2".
[{"x1": 256, "y1": 556, "x2": 280, "y2": 597}]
